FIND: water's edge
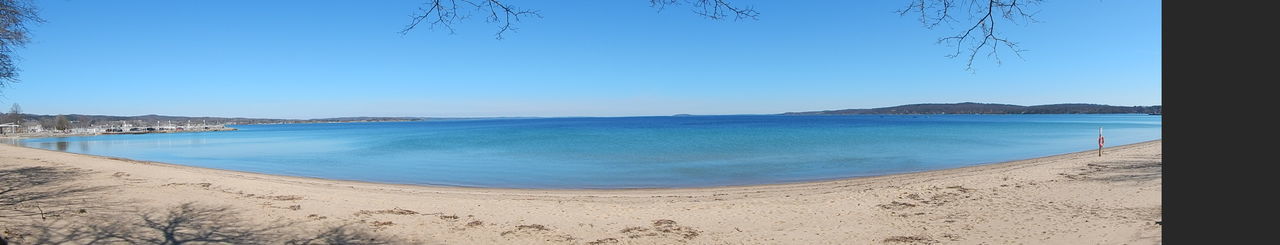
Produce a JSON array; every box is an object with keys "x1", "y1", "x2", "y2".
[
  {"x1": 12, "y1": 115, "x2": 1161, "y2": 188},
  {"x1": 3, "y1": 139, "x2": 1161, "y2": 191}
]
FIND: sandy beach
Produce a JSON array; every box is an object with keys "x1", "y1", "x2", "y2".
[{"x1": 1, "y1": 141, "x2": 1161, "y2": 244}]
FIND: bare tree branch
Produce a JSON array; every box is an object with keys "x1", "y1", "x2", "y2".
[
  {"x1": 650, "y1": 0, "x2": 760, "y2": 20},
  {"x1": 401, "y1": 0, "x2": 542, "y2": 40},
  {"x1": 0, "y1": 0, "x2": 42, "y2": 89},
  {"x1": 403, "y1": 0, "x2": 759, "y2": 40},
  {"x1": 900, "y1": 0, "x2": 1041, "y2": 71}
]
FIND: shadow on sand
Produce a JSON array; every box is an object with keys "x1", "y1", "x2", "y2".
[
  {"x1": 12, "y1": 202, "x2": 407, "y2": 244},
  {"x1": 1, "y1": 165, "x2": 117, "y2": 223},
  {"x1": 1, "y1": 164, "x2": 413, "y2": 244}
]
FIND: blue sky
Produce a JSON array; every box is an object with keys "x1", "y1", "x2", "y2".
[{"x1": 5, "y1": 0, "x2": 1160, "y2": 119}]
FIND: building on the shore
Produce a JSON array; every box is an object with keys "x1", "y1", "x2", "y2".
[
  {"x1": 2, "y1": 120, "x2": 232, "y2": 136},
  {"x1": 21, "y1": 121, "x2": 45, "y2": 133},
  {"x1": 0, "y1": 123, "x2": 19, "y2": 135}
]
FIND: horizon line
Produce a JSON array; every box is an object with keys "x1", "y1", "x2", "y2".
[{"x1": 8, "y1": 102, "x2": 1162, "y2": 121}]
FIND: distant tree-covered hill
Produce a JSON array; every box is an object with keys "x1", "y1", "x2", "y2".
[{"x1": 782, "y1": 103, "x2": 1162, "y2": 115}]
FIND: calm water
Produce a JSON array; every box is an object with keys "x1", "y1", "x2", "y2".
[{"x1": 17, "y1": 115, "x2": 1161, "y2": 189}]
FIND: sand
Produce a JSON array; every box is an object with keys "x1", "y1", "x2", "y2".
[{"x1": 1, "y1": 141, "x2": 1161, "y2": 244}]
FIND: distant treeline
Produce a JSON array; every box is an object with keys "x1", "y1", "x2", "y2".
[
  {"x1": 783, "y1": 103, "x2": 1162, "y2": 115},
  {"x1": 2, "y1": 103, "x2": 1163, "y2": 127}
]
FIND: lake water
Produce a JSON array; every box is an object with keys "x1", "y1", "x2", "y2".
[{"x1": 16, "y1": 114, "x2": 1161, "y2": 189}]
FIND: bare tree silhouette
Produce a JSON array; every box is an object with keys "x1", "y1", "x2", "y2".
[
  {"x1": 16, "y1": 215, "x2": 138, "y2": 244},
  {"x1": 284, "y1": 224, "x2": 405, "y2": 245},
  {"x1": 647, "y1": 0, "x2": 759, "y2": 21},
  {"x1": 402, "y1": 0, "x2": 1043, "y2": 71},
  {"x1": 898, "y1": 0, "x2": 1042, "y2": 71},
  {"x1": 401, "y1": 0, "x2": 759, "y2": 40},
  {"x1": 7, "y1": 201, "x2": 412, "y2": 244},
  {"x1": 12, "y1": 202, "x2": 277, "y2": 244},
  {"x1": 130, "y1": 202, "x2": 287, "y2": 244},
  {"x1": 1, "y1": 162, "x2": 411, "y2": 244},
  {"x1": 0, "y1": 0, "x2": 1051, "y2": 92},
  {"x1": 0, "y1": 165, "x2": 113, "y2": 221},
  {"x1": 0, "y1": 0, "x2": 41, "y2": 90},
  {"x1": 1, "y1": 164, "x2": 120, "y2": 244},
  {"x1": 400, "y1": 0, "x2": 544, "y2": 40}
]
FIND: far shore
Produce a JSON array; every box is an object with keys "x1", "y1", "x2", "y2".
[
  {"x1": 1, "y1": 126, "x2": 237, "y2": 140},
  {"x1": 1, "y1": 141, "x2": 1162, "y2": 244}
]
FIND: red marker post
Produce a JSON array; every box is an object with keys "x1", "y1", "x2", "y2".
[{"x1": 1097, "y1": 127, "x2": 1105, "y2": 156}]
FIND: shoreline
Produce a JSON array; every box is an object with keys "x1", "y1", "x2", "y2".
[
  {"x1": 0, "y1": 126, "x2": 238, "y2": 140},
  {"x1": 1, "y1": 140, "x2": 1162, "y2": 244},
  {"x1": 4, "y1": 139, "x2": 1157, "y2": 193}
]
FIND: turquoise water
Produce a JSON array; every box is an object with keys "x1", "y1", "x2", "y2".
[{"x1": 17, "y1": 114, "x2": 1161, "y2": 189}]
